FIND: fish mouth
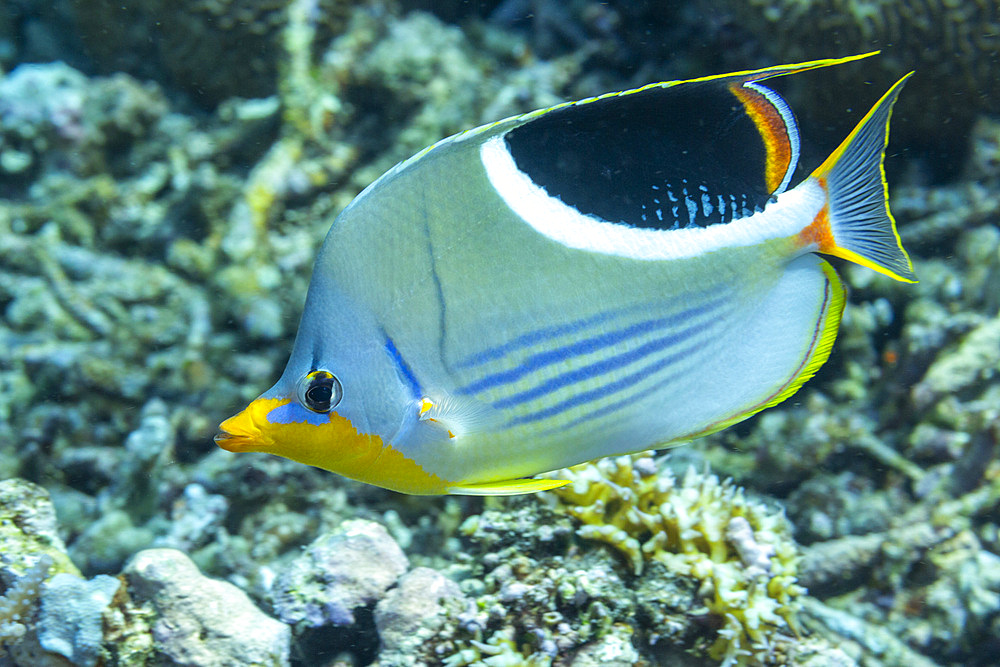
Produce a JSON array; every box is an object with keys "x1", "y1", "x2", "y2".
[
  {"x1": 215, "y1": 403, "x2": 271, "y2": 453},
  {"x1": 214, "y1": 429, "x2": 257, "y2": 452}
]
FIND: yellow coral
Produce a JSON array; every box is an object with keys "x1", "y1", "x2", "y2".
[{"x1": 546, "y1": 454, "x2": 805, "y2": 666}]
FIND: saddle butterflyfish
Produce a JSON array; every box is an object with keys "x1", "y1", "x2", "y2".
[{"x1": 216, "y1": 52, "x2": 916, "y2": 495}]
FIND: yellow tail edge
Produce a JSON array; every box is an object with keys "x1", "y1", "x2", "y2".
[{"x1": 810, "y1": 73, "x2": 917, "y2": 283}]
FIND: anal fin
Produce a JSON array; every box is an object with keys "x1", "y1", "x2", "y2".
[{"x1": 447, "y1": 477, "x2": 570, "y2": 496}]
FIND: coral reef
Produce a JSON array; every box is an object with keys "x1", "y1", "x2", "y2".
[
  {"x1": 448, "y1": 505, "x2": 646, "y2": 667},
  {"x1": 0, "y1": 479, "x2": 79, "y2": 580},
  {"x1": 9, "y1": 0, "x2": 359, "y2": 107},
  {"x1": 0, "y1": 555, "x2": 51, "y2": 657},
  {"x1": 123, "y1": 548, "x2": 291, "y2": 666},
  {"x1": 374, "y1": 567, "x2": 467, "y2": 665},
  {"x1": 37, "y1": 573, "x2": 121, "y2": 667},
  {"x1": 271, "y1": 519, "x2": 409, "y2": 629},
  {"x1": 546, "y1": 455, "x2": 806, "y2": 666}
]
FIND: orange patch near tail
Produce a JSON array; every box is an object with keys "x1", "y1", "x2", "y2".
[{"x1": 797, "y1": 179, "x2": 837, "y2": 253}]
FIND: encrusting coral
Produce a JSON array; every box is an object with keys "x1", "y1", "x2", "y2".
[
  {"x1": 546, "y1": 454, "x2": 805, "y2": 666},
  {"x1": 37, "y1": 572, "x2": 121, "y2": 667}
]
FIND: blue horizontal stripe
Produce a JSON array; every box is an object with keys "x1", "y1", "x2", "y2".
[
  {"x1": 506, "y1": 336, "x2": 701, "y2": 427},
  {"x1": 458, "y1": 298, "x2": 724, "y2": 397},
  {"x1": 553, "y1": 360, "x2": 688, "y2": 433},
  {"x1": 454, "y1": 307, "x2": 624, "y2": 370},
  {"x1": 497, "y1": 315, "x2": 715, "y2": 415}
]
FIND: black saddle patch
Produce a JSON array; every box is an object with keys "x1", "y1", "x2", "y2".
[{"x1": 504, "y1": 81, "x2": 777, "y2": 231}]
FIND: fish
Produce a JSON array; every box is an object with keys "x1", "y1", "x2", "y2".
[{"x1": 215, "y1": 52, "x2": 916, "y2": 495}]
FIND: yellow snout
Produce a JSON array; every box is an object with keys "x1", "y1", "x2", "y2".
[
  {"x1": 215, "y1": 398, "x2": 282, "y2": 453},
  {"x1": 214, "y1": 397, "x2": 449, "y2": 494}
]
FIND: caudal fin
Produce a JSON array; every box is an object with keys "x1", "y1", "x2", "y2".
[{"x1": 809, "y1": 73, "x2": 917, "y2": 283}]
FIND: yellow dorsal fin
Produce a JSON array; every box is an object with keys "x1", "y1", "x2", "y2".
[{"x1": 447, "y1": 477, "x2": 570, "y2": 496}]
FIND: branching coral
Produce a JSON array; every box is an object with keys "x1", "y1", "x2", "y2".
[
  {"x1": 443, "y1": 626, "x2": 552, "y2": 667},
  {"x1": 547, "y1": 454, "x2": 804, "y2": 666}
]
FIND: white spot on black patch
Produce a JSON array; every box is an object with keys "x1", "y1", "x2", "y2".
[{"x1": 685, "y1": 197, "x2": 697, "y2": 225}]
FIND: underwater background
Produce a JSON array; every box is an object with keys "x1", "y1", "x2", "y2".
[{"x1": 1, "y1": 1, "x2": 998, "y2": 665}]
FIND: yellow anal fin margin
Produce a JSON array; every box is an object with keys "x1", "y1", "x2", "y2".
[
  {"x1": 447, "y1": 477, "x2": 570, "y2": 496},
  {"x1": 684, "y1": 259, "x2": 847, "y2": 442}
]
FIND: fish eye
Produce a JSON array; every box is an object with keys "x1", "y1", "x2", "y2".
[{"x1": 297, "y1": 370, "x2": 343, "y2": 413}]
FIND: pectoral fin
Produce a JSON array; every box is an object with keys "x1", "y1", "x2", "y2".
[{"x1": 418, "y1": 392, "x2": 502, "y2": 437}]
